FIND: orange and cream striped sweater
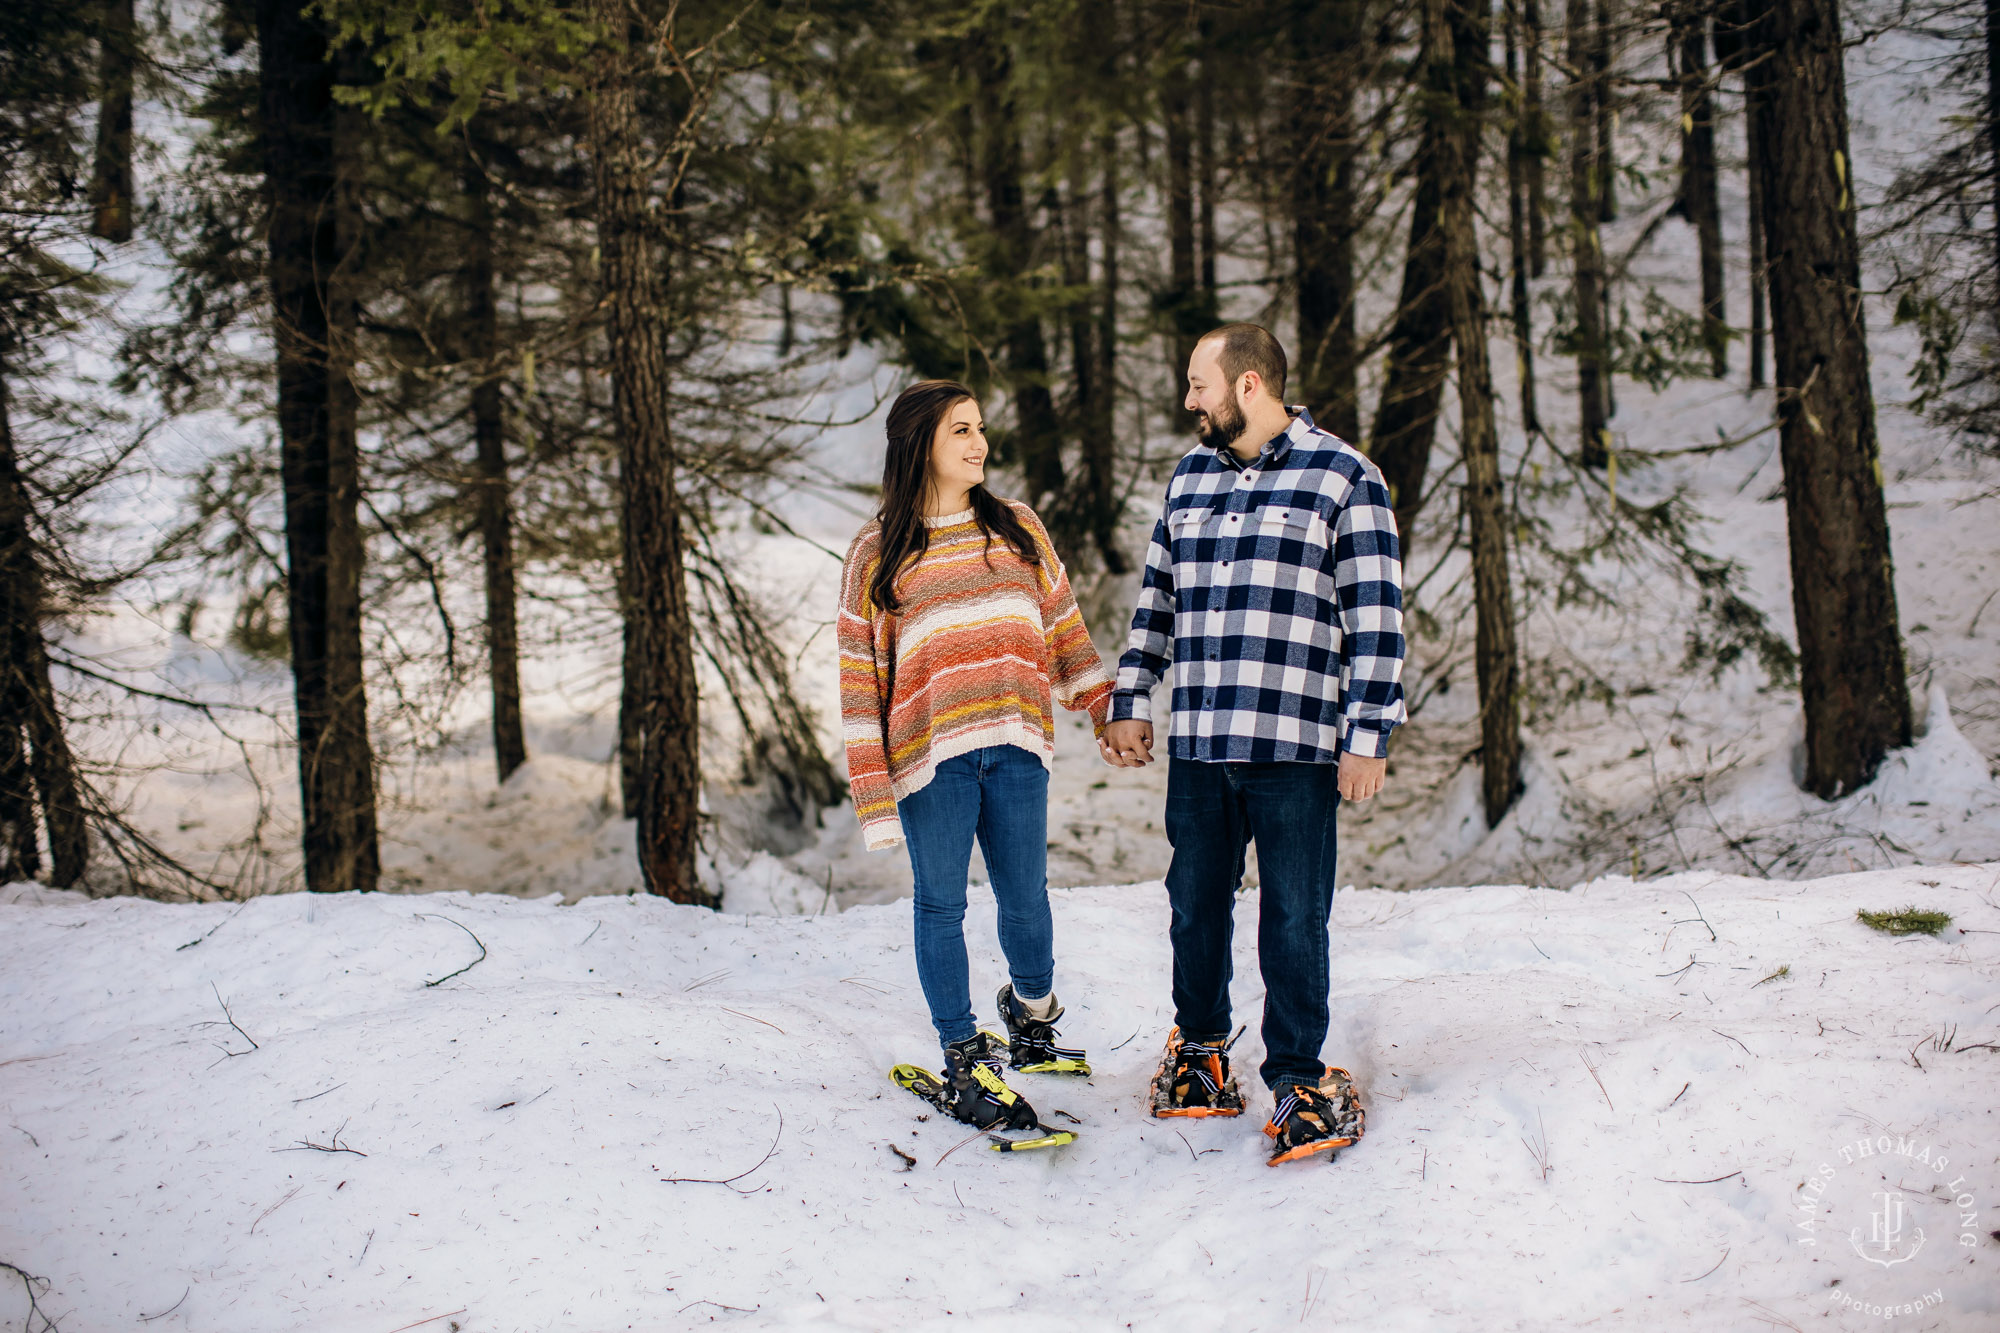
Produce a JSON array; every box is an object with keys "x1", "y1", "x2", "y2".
[{"x1": 838, "y1": 501, "x2": 1112, "y2": 851}]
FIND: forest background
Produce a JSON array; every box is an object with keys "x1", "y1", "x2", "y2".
[{"x1": 3, "y1": 0, "x2": 1998, "y2": 913}]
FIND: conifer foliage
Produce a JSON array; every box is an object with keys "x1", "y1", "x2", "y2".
[{"x1": 0, "y1": 0, "x2": 1956, "y2": 894}]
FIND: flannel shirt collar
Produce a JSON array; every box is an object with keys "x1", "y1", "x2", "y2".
[{"x1": 1214, "y1": 405, "x2": 1317, "y2": 471}]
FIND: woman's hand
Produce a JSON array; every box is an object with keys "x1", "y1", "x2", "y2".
[{"x1": 1099, "y1": 719, "x2": 1154, "y2": 768}]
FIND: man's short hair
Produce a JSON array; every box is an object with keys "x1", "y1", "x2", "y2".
[{"x1": 1197, "y1": 323, "x2": 1288, "y2": 400}]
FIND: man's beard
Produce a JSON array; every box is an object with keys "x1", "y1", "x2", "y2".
[{"x1": 1195, "y1": 396, "x2": 1247, "y2": 451}]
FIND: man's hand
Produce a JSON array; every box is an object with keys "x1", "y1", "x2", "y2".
[
  {"x1": 1099, "y1": 719, "x2": 1154, "y2": 768},
  {"x1": 1338, "y1": 751, "x2": 1388, "y2": 802}
]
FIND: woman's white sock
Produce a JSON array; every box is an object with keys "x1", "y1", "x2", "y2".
[{"x1": 1015, "y1": 989, "x2": 1059, "y2": 1022}]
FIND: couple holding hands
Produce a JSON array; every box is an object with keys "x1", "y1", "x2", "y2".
[{"x1": 836, "y1": 322, "x2": 1406, "y2": 1166}]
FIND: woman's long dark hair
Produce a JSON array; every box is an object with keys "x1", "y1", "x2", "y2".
[{"x1": 868, "y1": 380, "x2": 1042, "y2": 615}]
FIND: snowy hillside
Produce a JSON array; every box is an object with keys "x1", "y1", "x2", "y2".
[{"x1": 4, "y1": 862, "x2": 1996, "y2": 1331}]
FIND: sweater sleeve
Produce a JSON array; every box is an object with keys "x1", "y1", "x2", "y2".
[
  {"x1": 837, "y1": 529, "x2": 904, "y2": 851},
  {"x1": 1017, "y1": 504, "x2": 1113, "y2": 734}
]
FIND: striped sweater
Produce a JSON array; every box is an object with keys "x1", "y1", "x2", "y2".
[{"x1": 838, "y1": 501, "x2": 1113, "y2": 851}]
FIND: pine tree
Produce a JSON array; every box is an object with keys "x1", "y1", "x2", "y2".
[
  {"x1": 1431, "y1": 0, "x2": 1523, "y2": 825},
  {"x1": 1744, "y1": 0, "x2": 1913, "y2": 796},
  {"x1": 1566, "y1": 0, "x2": 1612, "y2": 467},
  {"x1": 1292, "y1": 0, "x2": 1366, "y2": 443},
  {"x1": 256, "y1": 0, "x2": 382, "y2": 894},
  {"x1": 0, "y1": 0, "x2": 135, "y2": 888},
  {"x1": 1670, "y1": 0, "x2": 1727, "y2": 377}
]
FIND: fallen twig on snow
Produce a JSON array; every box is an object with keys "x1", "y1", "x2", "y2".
[
  {"x1": 661, "y1": 1108, "x2": 781, "y2": 1191},
  {"x1": 887, "y1": 1143, "x2": 916, "y2": 1171},
  {"x1": 138, "y1": 1286, "x2": 189, "y2": 1322},
  {"x1": 1656, "y1": 1170, "x2": 1742, "y2": 1184},
  {"x1": 678, "y1": 1300, "x2": 757, "y2": 1316},
  {"x1": 1656, "y1": 956, "x2": 1706, "y2": 982},
  {"x1": 1711, "y1": 1028, "x2": 1753, "y2": 1057},
  {"x1": 277, "y1": 1119, "x2": 367, "y2": 1157},
  {"x1": 200, "y1": 983, "x2": 259, "y2": 1065},
  {"x1": 1676, "y1": 891, "x2": 1717, "y2": 943},
  {"x1": 417, "y1": 914, "x2": 486, "y2": 988},
  {"x1": 1739, "y1": 1296, "x2": 1805, "y2": 1331},
  {"x1": 1679, "y1": 1247, "x2": 1730, "y2": 1282},
  {"x1": 1667, "y1": 1081, "x2": 1691, "y2": 1109},
  {"x1": 291, "y1": 1082, "x2": 345, "y2": 1105},
  {"x1": 0, "y1": 1260, "x2": 58, "y2": 1333},
  {"x1": 719, "y1": 1007, "x2": 785, "y2": 1035},
  {"x1": 1521, "y1": 1108, "x2": 1552, "y2": 1182},
  {"x1": 934, "y1": 1127, "x2": 988, "y2": 1167},
  {"x1": 381, "y1": 1308, "x2": 467, "y2": 1333},
  {"x1": 249, "y1": 1186, "x2": 301, "y2": 1234},
  {"x1": 1579, "y1": 1048, "x2": 1614, "y2": 1111},
  {"x1": 177, "y1": 902, "x2": 249, "y2": 951}
]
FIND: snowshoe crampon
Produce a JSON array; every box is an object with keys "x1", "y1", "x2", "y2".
[
  {"x1": 1263, "y1": 1066, "x2": 1365, "y2": 1166},
  {"x1": 889, "y1": 1063, "x2": 1076, "y2": 1153},
  {"x1": 1148, "y1": 1026, "x2": 1245, "y2": 1119}
]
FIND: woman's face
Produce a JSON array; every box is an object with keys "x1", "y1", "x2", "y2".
[{"x1": 926, "y1": 398, "x2": 987, "y2": 502}]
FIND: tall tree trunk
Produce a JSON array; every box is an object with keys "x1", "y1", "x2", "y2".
[
  {"x1": 1369, "y1": 118, "x2": 1450, "y2": 542},
  {"x1": 465, "y1": 158, "x2": 526, "y2": 785},
  {"x1": 0, "y1": 362, "x2": 87, "y2": 887},
  {"x1": 1567, "y1": 0, "x2": 1612, "y2": 467},
  {"x1": 1593, "y1": 0, "x2": 1618, "y2": 221},
  {"x1": 1093, "y1": 123, "x2": 1126, "y2": 573},
  {"x1": 0, "y1": 720, "x2": 31, "y2": 880},
  {"x1": 1673, "y1": 3, "x2": 1728, "y2": 376},
  {"x1": 1988, "y1": 0, "x2": 2000, "y2": 285},
  {"x1": 1525, "y1": 0, "x2": 1550, "y2": 275},
  {"x1": 1197, "y1": 45, "x2": 1218, "y2": 300},
  {"x1": 1059, "y1": 124, "x2": 1127, "y2": 576},
  {"x1": 1747, "y1": 129, "x2": 1768, "y2": 387},
  {"x1": 1162, "y1": 48, "x2": 1204, "y2": 386},
  {"x1": 90, "y1": 0, "x2": 136, "y2": 242},
  {"x1": 1431, "y1": 0, "x2": 1522, "y2": 826},
  {"x1": 618, "y1": 567, "x2": 641, "y2": 819},
  {"x1": 258, "y1": 0, "x2": 380, "y2": 895},
  {"x1": 1293, "y1": 0, "x2": 1364, "y2": 443},
  {"x1": 974, "y1": 34, "x2": 1065, "y2": 507},
  {"x1": 0, "y1": 361, "x2": 40, "y2": 882},
  {"x1": 1745, "y1": 0, "x2": 1912, "y2": 797},
  {"x1": 1714, "y1": 0, "x2": 1767, "y2": 385},
  {"x1": 1506, "y1": 0, "x2": 1542, "y2": 436},
  {"x1": 591, "y1": 42, "x2": 711, "y2": 907}
]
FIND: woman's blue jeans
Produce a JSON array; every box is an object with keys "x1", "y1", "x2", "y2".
[{"x1": 896, "y1": 744, "x2": 1056, "y2": 1048}]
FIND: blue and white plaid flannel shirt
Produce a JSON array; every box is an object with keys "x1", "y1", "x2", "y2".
[{"x1": 1111, "y1": 407, "x2": 1407, "y2": 762}]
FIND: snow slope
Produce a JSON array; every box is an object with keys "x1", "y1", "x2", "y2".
[{"x1": 4, "y1": 862, "x2": 1996, "y2": 1331}]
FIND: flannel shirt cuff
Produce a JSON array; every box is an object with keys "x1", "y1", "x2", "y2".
[
  {"x1": 1109, "y1": 690, "x2": 1152, "y2": 726},
  {"x1": 1339, "y1": 725, "x2": 1393, "y2": 759}
]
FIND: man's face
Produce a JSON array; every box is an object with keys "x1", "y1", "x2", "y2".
[{"x1": 1185, "y1": 342, "x2": 1247, "y2": 451}]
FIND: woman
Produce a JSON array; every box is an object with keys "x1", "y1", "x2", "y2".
[{"x1": 838, "y1": 380, "x2": 1111, "y2": 1134}]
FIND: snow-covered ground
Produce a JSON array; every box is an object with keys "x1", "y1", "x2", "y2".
[{"x1": 4, "y1": 862, "x2": 1996, "y2": 1331}]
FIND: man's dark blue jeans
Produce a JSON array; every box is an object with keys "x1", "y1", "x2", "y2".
[{"x1": 1163, "y1": 756, "x2": 1340, "y2": 1095}]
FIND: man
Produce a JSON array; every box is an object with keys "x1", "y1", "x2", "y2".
[{"x1": 1099, "y1": 323, "x2": 1405, "y2": 1165}]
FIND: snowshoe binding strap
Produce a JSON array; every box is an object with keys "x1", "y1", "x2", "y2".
[
  {"x1": 1264, "y1": 1068, "x2": 1364, "y2": 1166},
  {"x1": 993, "y1": 985, "x2": 1091, "y2": 1076},
  {"x1": 1149, "y1": 1026, "x2": 1245, "y2": 1118}
]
